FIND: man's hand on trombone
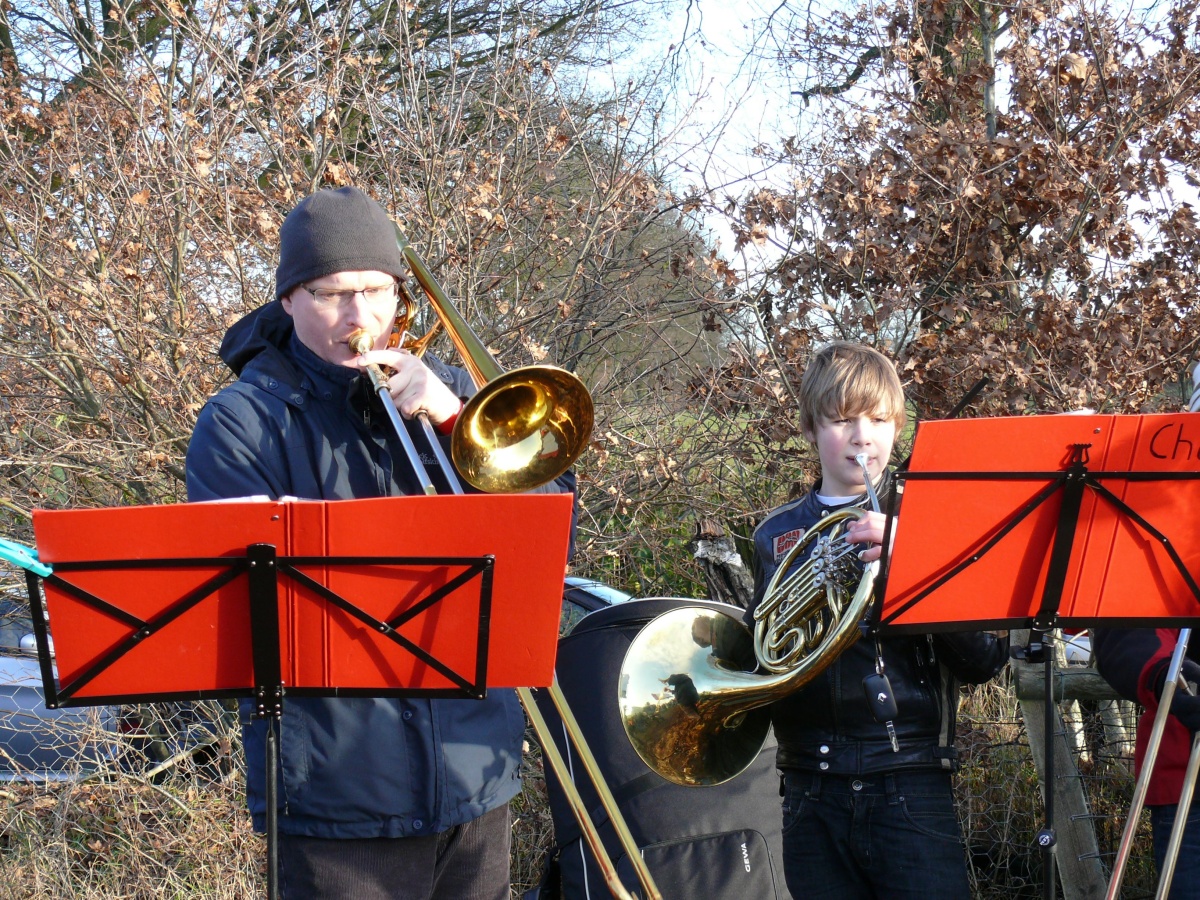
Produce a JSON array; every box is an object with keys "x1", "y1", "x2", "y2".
[{"x1": 357, "y1": 347, "x2": 462, "y2": 426}]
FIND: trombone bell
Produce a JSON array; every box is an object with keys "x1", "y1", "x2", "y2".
[
  {"x1": 393, "y1": 225, "x2": 593, "y2": 493},
  {"x1": 454, "y1": 366, "x2": 594, "y2": 494}
]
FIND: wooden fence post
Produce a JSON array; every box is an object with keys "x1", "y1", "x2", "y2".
[
  {"x1": 1011, "y1": 630, "x2": 1107, "y2": 900},
  {"x1": 690, "y1": 518, "x2": 754, "y2": 608}
]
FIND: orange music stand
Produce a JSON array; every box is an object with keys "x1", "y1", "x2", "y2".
[
  {"x1": 19, "y1": 493, "x2": 573, "y2": 900},
  {"x1": 879, "y1": 413, "x2": 1200, "y2": 633},
  {"x1": 874, "y1": 412, "x2": 1200, "y2": 900},
  {"x1": 28, "y1": 494, "x2": 571, "y2": 702}
]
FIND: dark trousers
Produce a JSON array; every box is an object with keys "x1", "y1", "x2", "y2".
[
  {"x1": 278, "y1": 804, "x2": 511, "y2": 900},
  {"x1": 780, "y1": 769, "x2": 971, "y2": 900},
  {"x1": 1151, "y1": 799, "x2": 1200, "y2": 900}
]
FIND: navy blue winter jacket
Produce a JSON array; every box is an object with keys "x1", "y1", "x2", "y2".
[
  {"x1": 186, "y1": 300, "x2": 572, "y2": 838},
  {"x1": 750, "y1": 475, "x2": 1008, "y2": 775}
]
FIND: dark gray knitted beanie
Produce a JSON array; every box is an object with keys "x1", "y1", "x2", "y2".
[{"x1": 275, "y1": 186, "x2": 407, "y2": 299}]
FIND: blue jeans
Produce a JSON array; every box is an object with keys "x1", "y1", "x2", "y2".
[
  {"x1": 1150, "y1": 799, "x2": 1200, "y2": 900},
  {"x1": 780, "y1": 770, "x2": 971, "y2": 900}
]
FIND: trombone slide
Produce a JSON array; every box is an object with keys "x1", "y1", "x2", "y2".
[
  {"x1": 348, "y1": 329, "x2": 437, "y2": 496},
  {"x1": 1105, "y1": 628, "x2": 1197, "y2": 900},
  {"x1": 349, "y1": 239, "x2": 655, "y2": 899}
]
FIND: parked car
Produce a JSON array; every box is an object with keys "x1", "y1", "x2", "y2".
[
  {"x1": 1061, "y1": 629, "x2": 1092, "y2": 665},
  {"x1": 0, "y1": 595, "x2": 234, "y2": 782},
  {"x1": 1, "y1": 578, "x2": 630, "y2": 782},
  {"x1": 0, "y1": 596, "x2": 121, "y2": 781},
  {"x1": 560, "y1": 576, "x2": 632, "y2": 635}
]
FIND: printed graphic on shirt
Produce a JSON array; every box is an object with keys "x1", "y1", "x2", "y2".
[{"x1": 773, "y1": 528, "x2": 805, "y2": 562}]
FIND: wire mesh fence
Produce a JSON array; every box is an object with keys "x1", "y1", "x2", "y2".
[
  {"x1": 0, "y1": 702, "x2": 256, "y2": 899},
  {"x1": 955, "y1": 678, "x2": 1157, "y2": 899}
]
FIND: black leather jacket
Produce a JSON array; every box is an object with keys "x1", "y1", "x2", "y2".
[{"x1": 750, "y1": 476, "x2": 1008, "y2": 775}]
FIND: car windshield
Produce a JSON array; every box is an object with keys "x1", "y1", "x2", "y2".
[
  {"x1": 566, "y1": 578, "x2": 632, "y2": 606},
  {"x1": 0, "y1": 598, "x2": 34, "y2": 653}
]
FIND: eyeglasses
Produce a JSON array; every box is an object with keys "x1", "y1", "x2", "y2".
[{"x1": 300, "y1": 281, "x2": 398, "y2": 307}]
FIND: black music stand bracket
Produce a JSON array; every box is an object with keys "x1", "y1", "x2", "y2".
[
  {"x1": 27, "y1": 551, "x2": 495, "y2": 708},
  {"x1": 873, "y1": 442, "x2": 1200, "y2": 900},
  {"x1": 1007, "y1": 447, "x2": 1090, "y2": 893},
  {"x1": 21, "y1": 542, "x2": 496, "y2": 900}
]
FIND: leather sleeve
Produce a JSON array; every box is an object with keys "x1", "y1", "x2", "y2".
[{"x1": 932, "y1": 630, "x2": 1009, "y2": 684}]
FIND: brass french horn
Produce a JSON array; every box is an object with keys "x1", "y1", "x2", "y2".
[{"x1": 618, "y1": 455, "x2": 884, "y2": 786}]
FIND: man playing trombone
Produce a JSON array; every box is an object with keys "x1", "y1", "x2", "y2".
[{"x1": 186, "y1": 185, "x2": 573, "y2": 899}]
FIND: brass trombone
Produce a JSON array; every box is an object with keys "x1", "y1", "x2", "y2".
[
  {"x1": 352, "y1": 227, "x2": 659, "y2": 900},
  {"x1": 389, "y1": 227, "x2": 593, "y2": 494}
]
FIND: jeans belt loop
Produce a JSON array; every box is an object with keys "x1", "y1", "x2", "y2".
[
  {"x1": 810, "y1": 772, "x2": 822, "y2": 800},
  {"x1": 885, "y1": 771, "x2": 900, "y2": 804}
]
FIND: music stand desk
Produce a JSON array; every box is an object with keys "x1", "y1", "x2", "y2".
[{"x1": 877, "y1": 413, "x2": 1200, "y2": 900}]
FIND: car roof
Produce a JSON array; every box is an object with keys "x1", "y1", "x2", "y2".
[
  {"x1": 0, "y1": 600, "x2": 34, "y2": 654},
  {"x1": 0, "y1": 651, "x2": 41, "y2": 685}
]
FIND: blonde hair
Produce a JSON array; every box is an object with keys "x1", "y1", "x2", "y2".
[{"x1": 798, "y1": 342, "x2": 907, "y2": 435}]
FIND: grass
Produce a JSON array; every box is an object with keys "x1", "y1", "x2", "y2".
[{"x1": 1, "y1": 778, "x2": 260, "y2": 899}]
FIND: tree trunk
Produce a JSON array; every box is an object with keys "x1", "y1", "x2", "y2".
[{"x1": 690, "y1": 518, "x2": 754, "y2": 608}]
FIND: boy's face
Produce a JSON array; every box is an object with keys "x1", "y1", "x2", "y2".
[{"x1": 806, "y1": 412, "x2": 896, "y2": 497}]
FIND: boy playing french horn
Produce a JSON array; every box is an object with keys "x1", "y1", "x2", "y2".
[{"x1": 749, "y1": 341, "x2": 1007, "y2": 899}]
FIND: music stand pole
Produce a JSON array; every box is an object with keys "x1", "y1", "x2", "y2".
[
  {"x1": 1015, "y1": 633, "x2": 1061, "y2": 900},
  {"x1": 246, "y1": 543, "x2": 284, "y2": 900}
]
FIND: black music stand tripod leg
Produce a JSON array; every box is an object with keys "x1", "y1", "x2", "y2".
[
  {"x1": 1012, "y1": 628, "x2": 1063, "y2": 900},
  {"x1": 261, "y1": 708, "x2": 282, "y2": 900},
  {"x1": 248, "y1": 543, "x2": 284, "y2": 900}
]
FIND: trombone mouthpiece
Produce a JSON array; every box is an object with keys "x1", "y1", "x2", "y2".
[{"x1": 348, "y1": 329, "x2": 375, "y2": 355}]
